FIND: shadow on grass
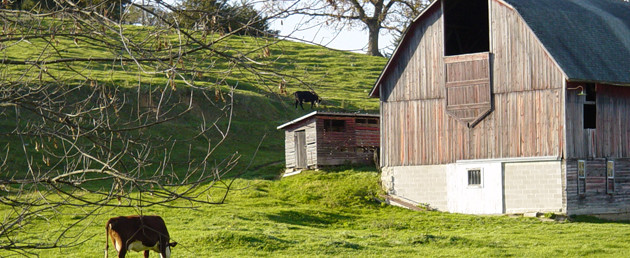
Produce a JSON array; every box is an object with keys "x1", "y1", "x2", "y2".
[
  {"x1": 317, "y1": 165, "x2": 379, "y2": 173},
  {"x1": 570, "y1": 215, "x2": 630, "y2": 224},
  {"x1": 266, "y1": 210, "x2": 353, "y2": 228}
]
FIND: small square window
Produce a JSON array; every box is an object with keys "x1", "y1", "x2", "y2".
[
  {"x1": 468, "y1": 169, "x2": 482, "y2": 186},
  {"x1": 356, "y1": 118, "x2": 378, "y2": 127},
  {"x1": 324, "y1": 119, "x2": 345, "y2": 132}
]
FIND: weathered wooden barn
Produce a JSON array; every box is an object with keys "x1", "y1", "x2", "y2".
[
  {"x1": 370, "y1": 0, "x2": 630, "y2": 215},
  {"x1": 278, "y1": 112, "x2": 379, "y2": 171}
]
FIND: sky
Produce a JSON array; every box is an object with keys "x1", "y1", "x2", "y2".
[
  {"x1": 268, "y1": 14, "x2": 396, "y2": 55},
  {"x1": 156, "y1": 0, "x2": 396, "y2": 55}
]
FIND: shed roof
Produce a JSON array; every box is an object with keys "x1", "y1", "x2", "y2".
[
  {"x1": 370, "y1": 0, "x2": 630, "y2": 97},
  {"x1": 277, "y1": 111, "x2": 379, "y2": 130}
]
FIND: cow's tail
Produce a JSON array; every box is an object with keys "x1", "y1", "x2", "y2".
[{"x1": 104, "y1": 222, "x2": 110, "y2": 258}]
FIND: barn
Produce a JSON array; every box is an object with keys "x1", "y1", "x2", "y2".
[
  {"x1": 277, "y1": 112, "x2": 379, "y2": 172},
  {"x1": 370, "y1": 0, "x2": 630, "y2": 215}
]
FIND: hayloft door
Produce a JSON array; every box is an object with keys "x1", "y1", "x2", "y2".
[{"x1": 295, "y1": 130, "x2": 307, "y2": 168}]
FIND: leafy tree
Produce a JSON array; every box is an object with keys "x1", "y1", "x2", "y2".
[
  {"x1": 268, "y1": 0, "x2": 429, "y2": 56},
  {"x1": 3, "y1": 0, "x2": 131, "y2": 20},
  {"x1": 177, "y1": 0, "x2": 273, "y2": 36}
]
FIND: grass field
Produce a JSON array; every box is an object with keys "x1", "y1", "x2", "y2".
[{"x1": 3, "y1": 168, "x2": 630, "y2": 257}]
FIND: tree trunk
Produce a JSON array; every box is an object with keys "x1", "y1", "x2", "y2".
[{"x1": 367, "y1": 21, "x2": 383, "y2": 57}]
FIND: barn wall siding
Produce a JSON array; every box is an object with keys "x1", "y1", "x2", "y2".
[
  {"x1": 566, "y1": 159, "x2": 630, "y2": 215},
  {"x1": 380, "y1": 4, "x2": 444, "y2": 102},
  {"x1": 379, "y1": 0, "x2": 565, "y2": 167},
  {"x1": 381, "y1": 91, "x2": 563, "y2": 166},
  {"x1": 566, "y1": 84, "x2": 630, "y2": 159}
]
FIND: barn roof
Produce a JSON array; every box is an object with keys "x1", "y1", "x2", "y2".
[
  {"x1": 504, "y1": 0, "x2": 630, "y2": 85},
  {"x1": 370, "y1": 0, "x2": 630, "y2": 97},
  {"x1": 277, "y1": 111, "x2": 379, "y2": 130}
]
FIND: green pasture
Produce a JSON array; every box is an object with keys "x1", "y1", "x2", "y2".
[{"x1": 2, "y1": 169, "x2": 630, "y2": 257}]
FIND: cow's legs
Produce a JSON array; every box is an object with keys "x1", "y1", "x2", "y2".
[
  {"x1": 118, "y1": 248, "x2": 127, "y2": 258},
  {"x1": 144, "y1": 250, "x2": 150, "y2": 258}
]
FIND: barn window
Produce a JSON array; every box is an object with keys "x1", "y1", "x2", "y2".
[
  {"x1": 324, "y1": 119, "x2": 345, "y2": 132},
  {"x1": 467, "y1": 169, "x2": 482, "y2": 187},
  {"x1": 583, "y1": 84, "x2": 596, "y2": 129},
  {"x1": 607, "y1": 160, "x2": 615, "y2": 194},
  {"x1": 443, "y1": 0, "x2": 489, "y2": 56},
  {"x1": 356, "y1": 118, "x2": 378, "y2": 127},
  {"x1": 578, "y1": 160, "x2": 586, "y2": 195}
]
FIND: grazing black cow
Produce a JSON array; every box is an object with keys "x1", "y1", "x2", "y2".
[
  {"x1": 105, "y1": 215, "x2": 177, "y2": 258},
  {"x1": 294, "y1": 91, "x2": 321, "y2": 110}
]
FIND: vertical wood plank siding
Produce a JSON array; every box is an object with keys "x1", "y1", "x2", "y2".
[
  {"x1": 379, "y1": 0, "x2": 565, "y2": 167},
  {"x1": 566, "y1": 159, "x2": 630, "y2": 214},
  {"x1": 316, "y1": 116, "x2": 379, "y2": 166},
  {"x1": 284, "y1": 130, "x2": 296, "y2": 168},
  {"x1": 566, "y1": 83, "x2": 630, "y2": 159}
]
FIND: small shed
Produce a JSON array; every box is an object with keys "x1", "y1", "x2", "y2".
[{"x1": 277, "y1": 112, "x2": 379, "y2": 171}]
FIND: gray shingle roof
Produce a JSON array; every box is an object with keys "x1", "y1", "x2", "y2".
[{"x1": 503, "y1": 0, "x2": 630, "y2": 85}]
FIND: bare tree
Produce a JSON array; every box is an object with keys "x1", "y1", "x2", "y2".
[
  {"x1": 0, "y1": 0, "x2": 293, "y2": 254},
  {"x1": 266, "y1": 0, "x2": 429, "y2": 56}
]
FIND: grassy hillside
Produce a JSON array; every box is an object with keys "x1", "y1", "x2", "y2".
[{"x1": 1, "y1": 25, "x2": 387, "y2": 179}]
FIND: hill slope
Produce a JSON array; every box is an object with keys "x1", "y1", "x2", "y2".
[{"x1": 1, "y1": 25, "x2": 387, "y2": 178}]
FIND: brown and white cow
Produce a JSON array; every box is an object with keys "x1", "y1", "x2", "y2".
[{"x1": 105, "y1": 215, "x2": 177, "y2": 258}]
